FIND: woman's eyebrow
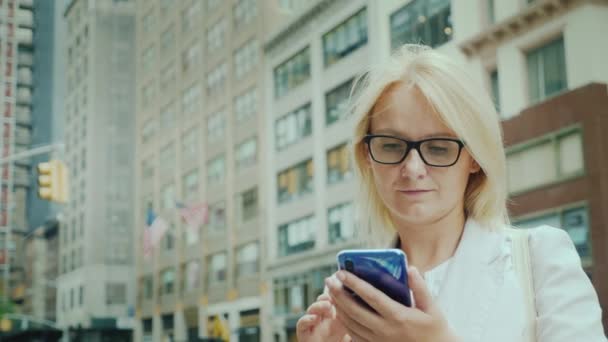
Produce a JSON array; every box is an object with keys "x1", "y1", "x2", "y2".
[{"x1": 371, "y1": 129, "x2": 456, "y2": 139}]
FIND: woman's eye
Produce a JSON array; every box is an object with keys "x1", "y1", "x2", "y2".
[
  {"x1": 382, "y1": 144, "x2": 402, "y2": 151},
  {"x1": 428, "y1": 146, "x2": 449, "y2": 154}
]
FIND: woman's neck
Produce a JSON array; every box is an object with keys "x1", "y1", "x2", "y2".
[{"x1": 393, "y1": 208, "x2": 466, "y2": 273}]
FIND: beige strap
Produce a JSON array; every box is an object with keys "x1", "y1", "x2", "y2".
[{"x1": 508, "y1": 228, "x2": 537, "y2": 342}]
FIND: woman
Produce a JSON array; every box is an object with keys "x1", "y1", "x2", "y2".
[{"x1": 296, "y1": 45, "x2": 606, "y2": 341}]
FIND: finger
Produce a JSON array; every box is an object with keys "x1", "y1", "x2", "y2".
[
  {"x1": 326, "y1": 276, "x2": 382, "y2": 333},
  {"x1": 335, "y1": 308, "x2": 374, "y2": 342},
  {"x1": 335, "y1": 270, "x2": 403, "y2": 319},
  {"x1": 296, "y1": 314, "x2": 320, "y2": 334},
  {"x1": 307, "y1": 300, "x2": 335, "y2": 319},
  {"x1": 318, "y1": 293, "x2": 334, "y2": 303},
  {"x1": 408, "y1": 267, "x2": 433, "y2": 312},
  {"x1": 317, "y1": 293, "x2": 330, "y2": 301},
  {"x1": 345, "y1": 331, "x2": 369, "y2": 342}
]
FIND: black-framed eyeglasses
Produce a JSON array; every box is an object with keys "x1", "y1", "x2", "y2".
[{"x1": 363, "y1": 134, "x2": 465, "y2": 167}]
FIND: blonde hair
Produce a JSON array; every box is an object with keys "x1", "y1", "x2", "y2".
[{"x1": 349, "y1": 45, "x2": 508, "y2": 244}]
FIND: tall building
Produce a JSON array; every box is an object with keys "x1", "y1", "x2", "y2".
[
  {"x1": 460, "y1": 0, "x2": 608, "y2": 331},
  {"x1": 0, "y1": 0, "x2": 35, "y2": 305},
  {"x1": 23, "y1": 219, "x2": 59, "y2": 323},
  {"x1": 264, "y1": 0, "x2": 608, "y2": 340},
  {"x1": 26, "y1": 0, "x2": 60, "y2": 232},
  {"x1": 264, "y1": 1, "x2": 370, "y2": 339},
  {"x1": 133, "y1": 0, "x2": 292, "y2": 341},
  {"x1": 58, "y1": 0, "x2": 135, "y2": 340}
]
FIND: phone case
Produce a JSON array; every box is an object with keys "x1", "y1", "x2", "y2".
[{"x1": 337, "y1": 249, "x2": 412, "y2": 308}]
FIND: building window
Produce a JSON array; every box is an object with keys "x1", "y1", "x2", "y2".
[
  {"x1": 160, "y1": 0, "x2": 172, "y2": 15},
  {"x1": 79, "y1": 285, "x2": 84, "y2": 306},
  {"x1": 236, "y1": 242, "x2": 259, "y2": 277},
  {"x1": 160, "y1": 25, "x2": 175, "y2": 57},
  {"x1": 182, "y1": 170, "x2": 199, "y2": 201},
  {"x1": 234, "y1": 39, "x2": 258, "y2": 79},
  {"x1": 182, "y1": 0, "x2": 201, "y2": 33},
  {"x1": 238, "y1": 187, "x2": 258, "y2": 222},
  {"x1": 142, "y1": 275, "x2": 153, "y2": 300},
  {"x1": 207, "y1": 0, "x2": 222, "y2": 10},
  {"x1": 160, "y1": 102, "x2": 176, "y2": 128},
  {"x1": 142, "y1": 158, "x2": 154, "y2": 181},
  {"x1": 207, "y1": 156, "x2": 225, "y2": 184},
  {"x1": 208, "y1": 252, "x2": 227, "y2": 284},
  {"x1": 490, "y1": 69, "x2": 500, "y2": 113},
  {"x1": 163, "y1": 224, "x2": 175, "y2": 251},
  {"x1": 106, "y1": 283, "x2": 126, "y2": 305},
  {"x1": 142, "y1": 82, "x2": 156, "y2": 108},
  {"x1": 323, "y1": 8, "x2": 368, "y2": 67},
  {"x1": 278, "y1": 215, "x2": 315, "y2": 256},
  {"x1": 515, "y1": 205, "x2": 591, "y2": 261},
  {"x1": 207, "y1": 63, "x2": 227, "y2": 96},
  {"x1": 182, "y1": 42, "x2": 202, "y2": 74},
  {"x1": 141, "y1": 119, "x2": 157, "y2": 144},
  {"x1": 160, "y1": 62, "x2": 176, "y2": 92},
  {"x1": 325, "y1": 79, "x2": 353, "y2": 125},
  {"x1": 274, "y1": 47, "x2": 310, "y2": 98},
  {"x1": 161, "y1": 268, "x2": 175, "y2": 295},
  {"x1": 327, "y1": 143, "x2": 352, "y2": 184},
  {"x1": 234, "y1": 0, "x2": 257, "y2": 28},
  {"x1": 507, "y1": 127, "x2": 583, "y2": 195},
  {"x1": 181, "y1": 126, "x2": 199, "y2": 163},
  {"x1": 390, "y1": 0, "x2": 452, "y2": 50},
  {"x1": 142, "y1": 45, "x2": 155, "y2": 74},
  {"x1": 207, "y1": 109, "x2": 225, "y2": 143},
  {"x1": 160, "y1": 143, "x2": 176, "y2": 178},
  {"x1": 234, "y1": 87, "x2": 257, "y2": 123},
  {"x1": 182, "y1": 260, "x2": 201, "y2": 293},
  {"x1": 161, "y1": 183, "x2": 175, "y2": 210},
  {"x1": 182, "y1": 83, "x2": 201, "y2": 116},
  {"x1": 207, "y1": 17, "x2": 227, "y2": 52},
  {"x1": 275, "y1": 103, "x2": 312, "y2": 150},
  {"x1": 235, "y1": 137, "x2": 257, "y2": 171},
  {"x1": 71, "y1": 250, "x2": 76, "y2": 270},
  {"x1": 328, "y1": 202, "x2": 355, "y2": 244},
  {"x1": 277, "y1": 159, "x2": 313, "y2": 203},
  {"x1": 208, "y1": 201, "x2": 226, "y2": 231},
  {"x1": 487, "y1": 0, "x2": 496, "y2": 24},
  {"x1": 527, "y1": 37, "x2": 567, "y2": 104},
  {"x1": 142, "y1": 10, "x2": 154, "y2": 34}
]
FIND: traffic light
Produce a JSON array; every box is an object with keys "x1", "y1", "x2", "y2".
[{"x1": 37, "y1": 160, "x2": 69, "y2": 203}]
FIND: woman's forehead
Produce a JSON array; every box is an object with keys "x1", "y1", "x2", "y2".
[{"x1": 369, "y1": 84, "x2": 455, "y2": 139}]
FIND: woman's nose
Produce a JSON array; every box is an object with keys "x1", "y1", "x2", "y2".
[{"x1": 400, "y1": 149, "x2": 427, "y2": 179}]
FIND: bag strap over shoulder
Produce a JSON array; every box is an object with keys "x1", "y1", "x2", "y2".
[{"x1": 506, "y1": 227, "x2": 537, "y2": 342}]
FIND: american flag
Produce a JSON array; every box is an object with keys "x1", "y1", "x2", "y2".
[
  {"x1": 176, "y1": 201, "x2": 209, "y2": 232},
  {"x1": 143, "y1": 207, "x2": 168, "y2": 259}
]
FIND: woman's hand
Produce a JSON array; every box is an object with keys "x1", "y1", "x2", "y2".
[
  {"x1": 325, "y1": 267, "x2": 461, "y2": 342},
  {"x1": 296, "y1": 293, "x2": 350, "y2": 342}
]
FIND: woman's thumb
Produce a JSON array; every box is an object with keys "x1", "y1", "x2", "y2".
[{"x1": 408, "y1": 267, "x2": 433, "y2": 312}]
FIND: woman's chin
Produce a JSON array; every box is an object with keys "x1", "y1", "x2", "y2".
[{"x1": 392, "y1": 205, "x2": 440, "y2": 225}]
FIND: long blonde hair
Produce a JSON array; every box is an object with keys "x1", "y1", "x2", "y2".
[{"x1": 349, "y1": 45, "x2": 508, "y2": 244}]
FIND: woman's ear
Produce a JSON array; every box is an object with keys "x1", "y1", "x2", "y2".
[
  {"x1": 362, "y1": 144, "x2": 372, "y2": 168},
  {"x1": 470, "y1": 159, "x2": 481, "y2": 174}
]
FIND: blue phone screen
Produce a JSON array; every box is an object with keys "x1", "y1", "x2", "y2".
[{"x1": 337, "y1": 249, "x2": 412, "y2": 308}]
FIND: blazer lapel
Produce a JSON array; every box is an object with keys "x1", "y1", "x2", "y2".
[{"x1": 434, "y1": 219, "x2": 508, "y2": 341}]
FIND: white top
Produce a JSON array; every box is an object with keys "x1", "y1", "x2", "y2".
[
  {"x1": 389, "y1": 219, "x2": 606, "y2": 341},
  {"x1": 422, "y1": 258, "x2": 452, "y2": 300}
]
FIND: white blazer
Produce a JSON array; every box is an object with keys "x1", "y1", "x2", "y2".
[{"x1": 430, "y1": 219, "x2": 607, "y2": 341}]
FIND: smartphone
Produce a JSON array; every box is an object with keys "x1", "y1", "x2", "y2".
[{"x1": 337, "y1": 249, "x2": 412, "y2": 309}]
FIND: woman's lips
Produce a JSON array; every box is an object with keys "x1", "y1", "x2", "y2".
[{"x1": 398, "y1": 189, "x2": 432, "y2": 196}]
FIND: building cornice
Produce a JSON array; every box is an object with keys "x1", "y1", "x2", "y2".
[
  {"x1": 460, "y1": 0, "x2": 607, "y2": 57},
  {"x1": 264, "y1": 0, "x2": 334, "y2": 53}
]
